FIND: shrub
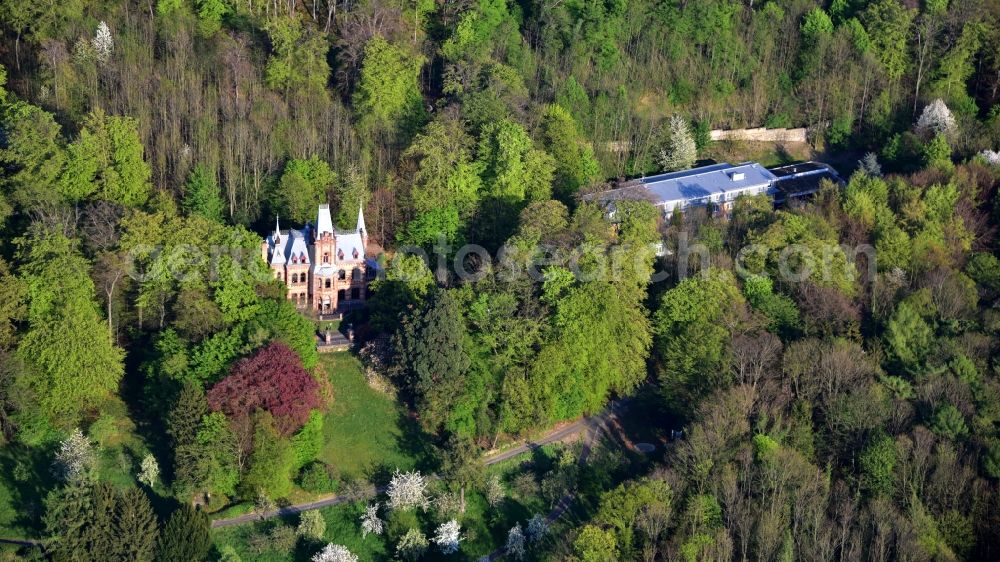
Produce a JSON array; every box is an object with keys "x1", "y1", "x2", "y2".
[
  {"x1": 240, "y1": 413, "x2": 296, "y2": 499},
  {"x1": 269, "y1": 525, "x2": 298, "y2": 552},
  {"x1": 298, "y1": 462, "x2": 338, "y2": 494},
  {"x1": 292, "y1": 411, "x2": 324, "y2": 470},
  {"x1": 218, "y1": 545, "x2": 242, "y2": 562},
  {"x1": 298, "y1": 510, "x2": 327, "y2": 541}
]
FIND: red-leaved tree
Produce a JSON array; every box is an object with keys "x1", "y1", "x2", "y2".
[{"x1": 207, "y1": 342, "x2": 321, "y2": 435}]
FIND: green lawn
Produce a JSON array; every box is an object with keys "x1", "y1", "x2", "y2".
[
  {"x1": 212, "y1": 464, "x2": 554, "y2": 562},
  {"x1": 212, "y1": 353, "x2": 575, "y2": 561},
  {"x1": 318, "y1": 352, "x2": 425, "y2": 480}
]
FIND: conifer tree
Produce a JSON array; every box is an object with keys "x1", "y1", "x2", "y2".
[
  {"x1": 44, "y1": 480, "x2": 95, "y2": 562},
  {"x1": 114, "y1": 488, "x2": 159, "y2": 562},
  {"x1": 182, "y1": 164, "x2": 225, "y2": 222},
  {"x1": 167, "y1": 382, "x2": 209, "y2": 497},
  {"x1": 156, "y1": 505, "x2": 211, "y2": 562},
  {"x1": 401, "y1": 290, "x2": 472, "y2": 433}
]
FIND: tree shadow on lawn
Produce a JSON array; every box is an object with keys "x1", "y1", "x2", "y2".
[
  {"x1": 391, "y1": 409, "x2": 440, "y2": 476},
  {"x1": 367, "y1": 423, "x2": 437, "y2": 489},
  {"x1": 0, "y1": 443, "x2": 55, "y2": 537}
]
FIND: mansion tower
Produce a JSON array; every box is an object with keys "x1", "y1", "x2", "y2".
[{"x1": 262, "y1": 204, "x2": 376, "y2": 314}]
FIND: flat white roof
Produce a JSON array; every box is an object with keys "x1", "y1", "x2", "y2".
[{"x1": 641, "y1": 162, "x2": 778, "y2": 205}]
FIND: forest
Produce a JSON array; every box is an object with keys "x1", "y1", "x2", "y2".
[{"x1": 0, "y1": 0, "x2": 999, "y2": 560}]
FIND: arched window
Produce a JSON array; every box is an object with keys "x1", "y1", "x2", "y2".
[
  {"x1": 325, "y1": 279, "x2": 331, "y2": 288},
  {"x1": 351, "y1": 288, "x2": 360, "y2": 300},
  {"x1": 338, "y1": 289, "x2": 346, "y2": 302},
  {"x1": 338, "y1": 270, "x2": 346, "y2": 280},
  {"x1": 323, "y1": 252, "x2": 330, "y2": 264},
  {"x1": 291, "y1": 273, "x2": 298, "y2": 283},
  {"x1": 352, "y1": 267, "x2": 362, "y2": 280}
]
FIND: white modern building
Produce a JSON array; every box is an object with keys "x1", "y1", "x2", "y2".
[{"x1": 592, "y1": 161, "x2": 841, "y2": 218}]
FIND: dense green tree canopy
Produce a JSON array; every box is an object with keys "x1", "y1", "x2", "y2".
[
  {"x1": 15, "y1": 232, "x2": 125, "y2": 440},
  {"x1": 354, "y1": 36, "x2": 427, "y2": 143},
  {"x1": 274, "y1": 156, "x2": 336, "y2": 224},
  {"x1": 0, "y1": 0, "x2": 998, "y2": 559}
]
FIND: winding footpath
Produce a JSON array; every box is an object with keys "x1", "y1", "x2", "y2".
[{"x1": 474, "y1": 405, "x2": 616, "y2": 562}]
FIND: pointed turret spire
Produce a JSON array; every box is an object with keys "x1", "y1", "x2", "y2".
[
  {"x1": 356, "y1": 204, "x2": 367, "y2": 236},
  {"x1": 274, "y1": 215, "x2": 281, "y2": 243}
]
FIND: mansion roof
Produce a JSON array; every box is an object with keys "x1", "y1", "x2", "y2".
[{"x1": 264, "y1": 204, "x2": 372, "y2": 270}]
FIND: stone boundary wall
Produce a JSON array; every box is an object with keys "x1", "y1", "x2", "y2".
[
  {"x1": 709, "y1": 127, "x2": 807, "y2": 142},
  {"x1": 603, "y1": 127, "x2": 808, "y2": 153}
]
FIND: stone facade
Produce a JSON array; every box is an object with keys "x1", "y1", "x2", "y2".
[{"x1": 261, "y1": 204, "x2": 375, "y2": 314}]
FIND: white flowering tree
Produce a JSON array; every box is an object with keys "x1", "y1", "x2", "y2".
[
  {"x1": 396, "y1": 528, "x2": 429, "y2": 561},
  {"x1": 916, "y1": 99, "x2": 956, "y2": 136},
  {"x1": 432, "y1": 519, "x2": 462, "y2": 554},
  {"x1": 54, "y1": 429, "x2": 95, "y2": 481},
  {"x1": 658, "y1": 115, "x2": 697, "y2": 172},
  {"x1": 137, "y1": 453, "x2": 159, "y2": 487},
  {"x1": 526, "y1": 513, "x2": 548, "y2": 542},
  {"x1": 386, "y1": 469, "x2": 429, "y2": 511},
  {"x1": 485, "y1": 474, "x2": 505, "y2": 508},
  {"x1": 311, "y1": 544, "x2": 358, "y2": 562},
  {"x1": 506, "y1": 523, "x2": 526, "y2": 560},
  {"x1": 92, "y1": 21, "x2": 113, "y2": 64},
  {"x1": 979, "y1": 149, "x2": 1000, "y2": 166},
  {"x1": 360, "y1": 502, "x2": 384, "y2": 538}
]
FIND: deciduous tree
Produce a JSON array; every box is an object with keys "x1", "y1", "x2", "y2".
[
  {"x1": 312, "y1": 544, "x2": 358, "y2": 562},
  {"x1": 274, "y1": 157, "x2": 336, "y2": 224},
  {"x1": 207, "y1": 341, "x2": 321, "y2": 435},
  {"x1": 657, "y1": 115, "x2": 697, "y2": 172},
  {"x1": 16, "y1": 231, "x2": 124, "y2": 439},
  {"x1": 432, "y1": 519, "x2": 462, "y2": 554}
]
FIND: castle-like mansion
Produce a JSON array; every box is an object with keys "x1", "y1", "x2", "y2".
[{"x1": 261, "y1": 204, "x2": 376, "y2": 314}]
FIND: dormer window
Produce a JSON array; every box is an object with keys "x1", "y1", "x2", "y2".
[
  {"x1": 300, "y1": 252, "x2": 307, "y2": 263},
  {"x1": 338, "y1": 249, "x2": 344, "y2": 260},
  {"x1": 352, "y1": 248, "x2": 359, "y2": 259},
  {"x1": 291, "y1": 255, "x2": 298, "y2": 264}
]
